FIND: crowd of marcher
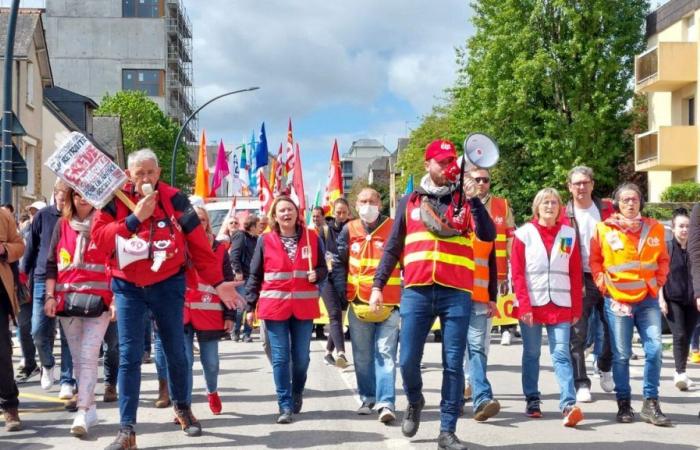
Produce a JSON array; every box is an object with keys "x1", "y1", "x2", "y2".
[{"x1": 0, "y1": 141, "x2": 698, "y2": 450}]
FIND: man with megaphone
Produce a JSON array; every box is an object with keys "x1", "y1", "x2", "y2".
[
  {"x1": 371, "y1": 139, "x2": 495, "y2": 450},
  {"x1": 91, "y1": 149, "x2": 245, "y2": 450}
]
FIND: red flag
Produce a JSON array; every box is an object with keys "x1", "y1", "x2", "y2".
[
  {"x1": 290, "y1": 142, "x2": 306, "y2": 213},
  {"x1": 323, "y1": 139, "x2": 343, "y2": 216},
  {"x1": 274, "y1": 142, "x2": 285, "y2": 194},
  {"x1": 258, "y1": 168, "x2": 273, "y2": 215},
  {"x1": 285, "y1": 118, "x2": 295, "y2": 180}
]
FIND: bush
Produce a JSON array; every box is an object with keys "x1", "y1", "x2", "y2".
[
  {"x1": 660, "y1": 182, "x2": 700, "y2": 202},
  {"x1": 643, "y1": 204, "x2": 673, "y2": 220}
]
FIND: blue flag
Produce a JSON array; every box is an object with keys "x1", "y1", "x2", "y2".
[
  {"x1": 254, "y1": 122, "x2": 269, "y2": 169},
  {"x1": 404, "y1": 174, "x2": 414, "y2": 194}
]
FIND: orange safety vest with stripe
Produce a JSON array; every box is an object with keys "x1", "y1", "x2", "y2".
[
  {"x1": 489, "y1": 196, "x2": 509, "y2": 280},
  {"x1": 596, "y1": 219, "x2": 666, "y2": 303},
  {"x1": 346, "y1": 218, "x2": 401, "y2": 304},
  {"x1": 257, "y1": 229, "x2": 321, "y2": 321},
  {"x1": 403, "y1": 195, "x2": 474, "y2": 293},
  {"x1": 184, "y1": 242, "x2": 226, "y2": 331},
  {"x1": 470, "y1": 234, "x2": 493, "y2": 303},
  {"x1": 55, "y1": 219, "x2": 112, "y2": 312}
]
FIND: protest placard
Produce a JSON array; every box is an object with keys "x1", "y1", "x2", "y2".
[{"x1": 45, "y1": 131, "x2": 135, "y2": 210}]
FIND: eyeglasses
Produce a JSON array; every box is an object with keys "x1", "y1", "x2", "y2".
[
  {"x1": 619, "y1": 197, "x2": 640, "y2": 204},
  {"x1": 474, "y1": 177, "x2": 490, "y2": 184},
  {"x1": 570, "y1": 180, "x2": 592, "y2": 188}
]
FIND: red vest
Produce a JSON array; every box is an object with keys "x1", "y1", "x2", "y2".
[
  {"x1": 403, "y1": 195, "x2": 474, "y2": 293},
  {"x1": 184, "y1": 242, "x2": 226, "y2": 331},
  {"x1": 55, "y1": 219, "x2": 112, "y2": 312},
  {"x1": 488, "y1": 196, "x2": 509, "y2": 280},
  {"x1": 111, "y1": 182, "x2": 188, "y2": 285},
  {"x1": 257, "y1": 229, "x2": 321, "y2": 321}
]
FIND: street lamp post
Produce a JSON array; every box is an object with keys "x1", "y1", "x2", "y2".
[
  {"x1": 170, "y1": 86, "x2": 260, "y2": 186},
  {"x1": 1, "y1": 0, "x2": 20, "y2": 205}
]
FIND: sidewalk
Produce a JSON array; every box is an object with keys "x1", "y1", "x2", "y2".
[{"x1": 1, "y1": 331, "x2": 699, "y2": 449}]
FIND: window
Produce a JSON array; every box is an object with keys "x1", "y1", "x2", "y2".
[
  {"x1": 341, "y1": 160, "x2": 353, "y2": 176},
  {"x1": 122, "y1": 69, "x2": 163, "y2": 96},
  {"x1": 689, "y1": 97, "x2": 695, "y2": 126},
  {"x1": 26, "y1": 61, "x2": 34, "y2": 106},
  {"x1": 123, "y1": 0, "x2": 162, "y2": 18},
  {"x1": 23, "y1": 144, "x2": 35, "y2": 195}
]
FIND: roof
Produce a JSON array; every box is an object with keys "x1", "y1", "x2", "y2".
[
  {"x1": 92, "y1": 116, "x2": 125, "y2": 168},
  {"x1": 44, "y1": 86, "x2": 98, "y2": 109},
  {"x1": 0, "y1": 9, "x2": 52, "y2": 87},
  {"x1": 646, "y1": 0, "x2": 700, "y2": 38},
  {"x1": 43, "y1": 96, "x2": 81, "y2": 132},
  {"x1": 351, "y1": 138, "x2": 385, "y2": 148}
]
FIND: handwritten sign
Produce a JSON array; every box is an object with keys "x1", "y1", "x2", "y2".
[{"x1": 45, "y1": 132, "x2": 127, "y2": 209}]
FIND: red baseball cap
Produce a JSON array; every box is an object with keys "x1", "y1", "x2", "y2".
[{"x1": 425, "y1": 139, "x2": 457, "y2": 162}]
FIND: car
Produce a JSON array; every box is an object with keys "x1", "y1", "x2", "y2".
[{"x1": 201, "y1": 197, "x2": 261, "y2": 236}]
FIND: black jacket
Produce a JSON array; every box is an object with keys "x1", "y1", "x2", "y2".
[
  {"x1": 229, "y1": 230, "x2": 257, "y2": 278},
  {"x1": 21, "y1": 205, "x2": 61, "y2": 281}
]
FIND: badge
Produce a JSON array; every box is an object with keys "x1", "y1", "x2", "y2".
[
  {"x1": 157, "y1": 220, "x2": 167, "y2": 229},
  {"x1": 365, "y1": 235, "x2": 372, "y2": 242},
  {"x1": 374, "y1": 241, "x2": 384, "y2": 250},
  {"x1": 151, "y1": 250, "x2": 166, "y2": 272},
  {"x1": 301, "y1": 246, "x2": 310, "y2": 259},
  {"x1": 351, "y1": 242, "x2": 361, "y2": 253},
  {"x1": 605, "y1": 231, "x2": 623, "y2": 251},
  {"x1": 646, "y1": 236, "x2": 660, "y2": 247},
  {"x1": 202, "y1": 294, "x2": 212, "y2": 304},
  {"x1": 410, "y1": 208, "x2": 421, "y2": 221},
  {"x1": 153, "y1": 240, "x2": 171, "y2": 250}
]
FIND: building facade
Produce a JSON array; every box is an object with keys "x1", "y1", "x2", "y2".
[
  {"x1": 341, "y1": 138, "x2": 392, "y2": 191},
  {"x1": 42, "y1": 0, "x2": 196, "y2": 142},
  {"x1": 635, "y1": 0, "x2": 700, "y2": 201}
]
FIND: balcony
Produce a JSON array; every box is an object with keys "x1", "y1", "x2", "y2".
[
  {"x1": 635, "y1": 126, "x2": 697, "y2": 171},
  {"x1": 635, "y1": 42, "x2": 697, "y2": 93}
]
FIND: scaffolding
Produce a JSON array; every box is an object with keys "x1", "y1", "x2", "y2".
[{"x1": 165, "y1": 0, "x2": 196, "y2": 143}]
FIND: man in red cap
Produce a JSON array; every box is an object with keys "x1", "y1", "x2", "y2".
[{"x1": 371, "y1": 140, "x2": 495, "y2": 450}]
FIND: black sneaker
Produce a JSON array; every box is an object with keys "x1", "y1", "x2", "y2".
[
  {"x1": 437, "y1": 431, "x2": 469, "y2": 450},
  {"x1": 335, "y1": 354, "x2": 349, "y2": 368},
  {"x1": 15, "y1": 365, "x2": 39, "y2": 383},
  {"x1": 323, "y1": 354, "x2": 336, "y2": 366},
  {"x1": 357, "y1": 401, "x2": 375, "y2": 415},
  {"x1": 401, "y1": 396, "x2": 425, "y2": 437},
  {"x1": 277, "y1": 409, "x2": 293, "y2": 424},
  {"x1": 616, "y1": 399, "x2": 635, "y2": 423},
  {"x1": 525, "y1": 397, "x2": 542, "y2": 418},
  {"x1": 292, "y1": 392, "x2": 303, "y2": 414},
  {"x1": 640, "y1": 398, "x2": 671, "y2": 427},
  {"x1": 174, "y1": 405, "x2": 202, "y2": 437},
  {"x1": 105, "y1": 427, "x2": 137, "y2": 450}
]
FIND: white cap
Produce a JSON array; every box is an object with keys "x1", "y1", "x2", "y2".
[{"x1": 27, "y1": 201, "x2": 46, "y2": 211}]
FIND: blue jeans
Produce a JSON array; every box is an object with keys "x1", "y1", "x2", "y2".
[
  {"x1": 103, "y1": 321, "x2": 119, "y2": 386},
  {"x1": 265, "y1": 317, "x2": 313, "y2": 412},
  {"x1": 183, "y1": 325, "x2": 220, "y2": 404},
  {"x1": 233, "y1": 286, "x2": 252, "y2": 338},
  {"x1": 399, "y1": 285, "x2": 470, "y2": 433},
  {"x1": 464, "y1": 302, "x2": 493, "y2": 409},
  {"x1": 113, "y1": 273, "x2": 188, "y2": 428},
  {"x1": 153, "y1": 324, "x2": 168, "y2": 380},
  {"x1": 348, "y1": 307, "x2": 399, "y2": 411},
  {"x1": 604, "y1": 296, "x2": 662, "y2": 400},
  {"x1": 520, "y1": 321, "x2": 576, "y2": 412}
]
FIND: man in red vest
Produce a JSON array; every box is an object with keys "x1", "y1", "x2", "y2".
[
  {"x1": 372, "y1": 140, "x2": 495, "y2": 450},
  {"x1": 92, "y1": 149, "x2": 243, "y2": 450}
]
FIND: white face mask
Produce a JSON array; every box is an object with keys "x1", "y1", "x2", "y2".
[{"x1": 358, "y1": 204, "x2": 380, "y2": 223}]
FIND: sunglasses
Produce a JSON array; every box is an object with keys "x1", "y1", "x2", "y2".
[{"x1": 474, "y1": 177, "x2": 490, "y2": 184}]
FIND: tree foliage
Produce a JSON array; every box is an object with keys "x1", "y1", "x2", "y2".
[{"x1": 95, "y1": 91, "x2": 192, "y2": 190}]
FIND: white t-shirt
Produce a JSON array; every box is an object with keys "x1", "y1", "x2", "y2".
[{"x1": 573, "y1": 203, "x2": 601, "y2": 273}]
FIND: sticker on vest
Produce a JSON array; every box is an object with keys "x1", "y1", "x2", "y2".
[
  {"x1": 151, "y1": 250, "x2": 166, "y2": 272},
  {"x1": 410, "y1": 208, "x2": 421, "y2": 221},
  {"x1": 202, "y1": 293, "x2": 212, "y2": 303},
  {"x1": 646, "y1": 236, "x2": 661, "y2": 248},
  {"x1": 365, "y1": 234, "x2": 372, "y2": 242},
  {"x1": 351, "y1": 242, "x2": 361, "y2": 254},
  {"x1": 58, "y1": 248, "x2": 72, "y2": 270},
  {"x1": 605, "y1": 231, "x2": 624, "y2": 251},
  {"x1": 156, "y1": 220, "x2": 167, "y2": 229},
  {"x1": 494, "y1": 216, "x2": 504, "y2": 225},
  {"x1": 374, "y1": 240, "x2": 384, "y2": 250},
  {"x1": 558, "y1": 237, "x2": 573, "y2": 256},
  {"x1": 301, "y1": 245, "x2": 310, "y2": 259}
]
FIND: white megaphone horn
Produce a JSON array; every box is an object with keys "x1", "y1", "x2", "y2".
[
  {"x1": 462, "y1": 133, "x2": 499, "y2": 169},
  {"x1": 115, "y1": 234, "x2": 150, "y2": 269}
]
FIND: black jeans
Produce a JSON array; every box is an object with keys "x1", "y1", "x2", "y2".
[
  {"x1": 103, "y1": 320, "x2": 119, "y2": 386},
  {"x1": 665, "y1": 300, "x2": 699, "y2": 373},
  {"x1": 0, "y1": 290, "x2": 19, "y2": 410},
  {"x1": 17, "y1": 300, "x2": 37, "y2": 372},
  {"x1": 569, "y1": 273, "x2": 613, "y2": 389},
  {"x1": 321, "y1": 280, "x2": 346, "y2": 354}
]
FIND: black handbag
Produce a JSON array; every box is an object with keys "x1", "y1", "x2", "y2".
[{"x1": 62, "y1": 292, "x2": 105, "y2": 317}]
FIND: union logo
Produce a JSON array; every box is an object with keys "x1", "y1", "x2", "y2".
[
  {"x1": 493, "y1": 216, "x2": 504, "y2": 225},
  {"x1": 202, "y1": 294, "x2": 212, "y2": 304},
  {"x1": 440, "y1": 142, "x2": 451, "y2": 151},
  {"x1": 647, "y1": 236, "x2": 660, "y2": 247}
]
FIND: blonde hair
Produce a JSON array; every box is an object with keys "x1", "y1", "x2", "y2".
[
  {"x1": 193, "y1": 205, "x2": 213, "y2": 236},
  {"x1": 531, "y1": 188, "x2": 563, "y2": 220}
]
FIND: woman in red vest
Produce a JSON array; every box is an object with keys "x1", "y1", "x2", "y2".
[
  {"x1": 245, "y1": 196, "x2": 327, "y2": 424},
  {"x1": 43, "y1": 187, "x2": 114, "y2": 437},
  {"x1": 183, "y1": 206, "x2": 236, "y2": 415}
]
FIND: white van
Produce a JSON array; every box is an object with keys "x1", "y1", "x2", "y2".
[{"x1": 202, "y1": 197, "x2": 262, "y2": 236}]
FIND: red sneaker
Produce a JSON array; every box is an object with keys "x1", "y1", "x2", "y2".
[
  {"x1": 208, "y1": 392, "x2": 222, "y2": 415},
  {"x1": 563, "y1": 405, "x2": 584, "y2": 427}
]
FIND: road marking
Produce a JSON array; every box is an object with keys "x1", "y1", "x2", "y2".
[
  {"x1": 19, "y1": 406, "x2": 66, "y2": 413},
  {"x1": 19, "y1": 392, "x2": 65, "y2": 403}
]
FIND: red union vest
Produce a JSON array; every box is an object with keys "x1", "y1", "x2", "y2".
[
  {"x1": 184, "y1": 242, "x2": 225, "y2": 331},
  {"x1": 257, "y1": 228, "x2": 321, "y2": 321},
  {"x1": 488, "y1": 196, "x2": 509, "y2": 280},
  {"x1": 346, "y1": 218, "x2": 401, "y2": 304},
  {"x1": 403, "y1": 195, "x2": 474, "y2": 293},
  {"x1": 55, "y1": 219, "x2": 112, "y2": 312}
]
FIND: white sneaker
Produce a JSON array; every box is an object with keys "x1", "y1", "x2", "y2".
[
  {"x1": 59, "y1": 383, "x2": 75, "y2": 400},
  {"x1": 86, "y1": 405, "x2": 98, "y2": 427},
  {"x1": 70, "y1": 409, "x2": 88, "y2": 436},
  {"x1": 576, "y1": 387, "x2": 592, "y2": 403},
  {"x1": 674, "y1": 372, "x2": 689, "y2": 391},
  {"x1": 500, "y1": 330, "x2": 512, "y2": 346},
  {"x1": 40, "y1": 366, "x2": 56, "y2": 391},
  {"x1": 600, "y1": 371, "x2": 614, "y2": 393}
]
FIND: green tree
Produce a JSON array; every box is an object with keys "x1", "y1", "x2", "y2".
[
  {"x1": 451, "y1": 0, "x2": 648, "y2": 221},
  {"x1": 95, "y1": 91, "x2": 192, "y2": 190}
]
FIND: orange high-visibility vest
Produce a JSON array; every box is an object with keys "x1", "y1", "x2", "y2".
[
  {"x1": 488, "y1": 196, "x2": 509, "y2": 280},
  {"x1": 346, "y1": 218, "x2": 401, "y2": 304},
  {"x1": 403, "y1": 195, "x2": 474, "y2": 293},
  {"x1": 596, "y1": 219, "x2": 666, "y2": 303},
  {"x1": 470, "y1": 233, "x2": 493, "y2": 303}
]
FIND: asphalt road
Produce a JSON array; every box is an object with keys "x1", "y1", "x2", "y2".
[{"x1": 2, "y1": 330, "x2": 699, "y2": 449}]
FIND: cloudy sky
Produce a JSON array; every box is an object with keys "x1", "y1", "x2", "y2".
[{"x1": 184, "y1": 0, "x2": 473, "y2": 191}]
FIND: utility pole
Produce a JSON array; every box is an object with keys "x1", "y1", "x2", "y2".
[{"x1": 1, "y1": 0, "x2": 20, "y2": 204}]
